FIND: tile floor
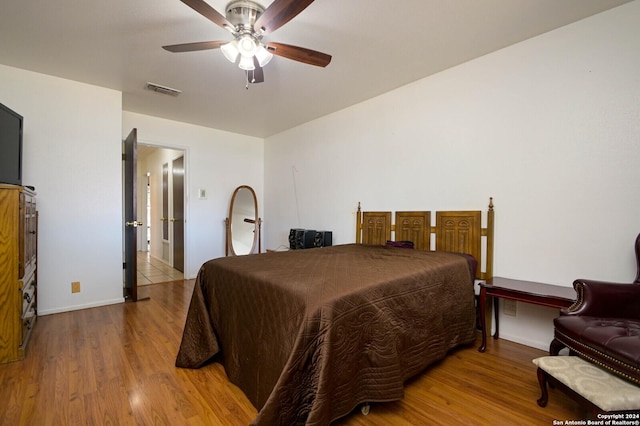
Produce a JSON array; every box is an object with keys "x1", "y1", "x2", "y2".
[{"x1": 137, "y1": 251, "x2": 184, "y2": 285}]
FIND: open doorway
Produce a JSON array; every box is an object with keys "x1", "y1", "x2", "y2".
[{"x1": 137, "y1": 145, "x2": 186, "y2": 285}]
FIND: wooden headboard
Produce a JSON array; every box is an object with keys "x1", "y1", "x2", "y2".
[{"x1": 356, "y1": 198, "x2": 495, "y2": 280}]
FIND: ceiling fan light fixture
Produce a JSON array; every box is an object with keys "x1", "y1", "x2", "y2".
[
  {"x1": 238, "y1": 54, "x2": 255, "y2": 70},
  {"x1": 237, "y1": 35, "x2": 257, "y2": 57},
  {"x1": 255, "y1": 45, "x2": 273, "y2": 67},
  {"x1": 221, "y1": 40, "x2": 239, "y2": 63}
]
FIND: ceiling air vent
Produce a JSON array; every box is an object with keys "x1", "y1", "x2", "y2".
[{"x1": 145, "y1": 82, "x2": 182, "y2": 97}]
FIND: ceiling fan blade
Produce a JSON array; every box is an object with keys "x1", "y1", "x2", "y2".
[
  {"x1": 162, "y1": 40, "x2": 227, "y2": 53},
  {"x1": 180, "y1": 0, "x2": 233, "y2": 31},
  {"x1": 265, "y1": 42, "x2": 331, "y2": 67},
  {"x1": 254, "y1": 0, "x2": 315, "y2": 35}
]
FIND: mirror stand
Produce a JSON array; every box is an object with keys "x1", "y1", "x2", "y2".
[
  {"x1": 225, "y1": 185, "x2": 261, "y2": 256},
  {"x1": 225, "y1": 216, "x2": 262, "y2": 255}
]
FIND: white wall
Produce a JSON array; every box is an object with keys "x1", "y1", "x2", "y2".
[
  {"x1": 264, "y1": 2, "x2": 640, "y2": 350},
  {"x1": 122, "y1": 112, "x2": 264, "y2": 278},
  {"x1": 0, "y1": 69, "x2": 263, "y2": 315},
  {"x1": 0, "y1": 64, "x2": 124, "y2": 315}
]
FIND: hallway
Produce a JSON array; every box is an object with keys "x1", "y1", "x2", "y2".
[{"x1": 137, "y1": 251, "x2": 183, "y2": 285}]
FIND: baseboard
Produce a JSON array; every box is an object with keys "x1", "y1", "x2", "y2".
[
  {"x1": 498, "y1": 332, "x2": 549, "y2": 352},
  {"x1": 38, "y1": 297, "x2": 125, "y2": 316}
]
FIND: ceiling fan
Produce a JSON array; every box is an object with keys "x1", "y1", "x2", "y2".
[{"x1": 163, "y1": 0, "x2": 332, "y2": 84}]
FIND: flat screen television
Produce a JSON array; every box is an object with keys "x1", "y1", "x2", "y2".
[{"x1": 0, "y1": 102, "x2": 23, "y2": 186}]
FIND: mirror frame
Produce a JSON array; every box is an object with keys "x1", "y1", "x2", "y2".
[{"x1": 225, "y1": 185, "x2": 261, "y2": 256}]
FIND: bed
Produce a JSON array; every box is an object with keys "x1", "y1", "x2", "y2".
[{"x1": 176, "y1": 199, "x2": 495, "y2": 425}]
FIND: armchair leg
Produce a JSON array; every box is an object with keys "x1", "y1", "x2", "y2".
[{"x1": 549, "y1": 338, "x2": 565, "y2": 356}]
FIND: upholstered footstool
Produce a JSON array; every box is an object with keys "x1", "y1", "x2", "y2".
[{"x1": 533, "y1": 356, "x2": 640, "y2": 414}]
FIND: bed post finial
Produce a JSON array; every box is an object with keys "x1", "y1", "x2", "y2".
[
  {"x1": 486, "y1": 197, "x2": 495, "y2": 279},
  {"x1": 357, "y1": 201, "x2": 361, "y2": 213}
]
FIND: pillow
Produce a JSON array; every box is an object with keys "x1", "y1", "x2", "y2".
[
  {"x1": 456, "y1": 252, "x2": 478, "y2": 279},
  {"x1": 386, "y1": 240, "x2": 414, "y2": 249}
]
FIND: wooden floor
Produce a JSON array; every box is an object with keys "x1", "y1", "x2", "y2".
[{"x1": 0, "y1": 279, "x2": 589, "y2": 425}]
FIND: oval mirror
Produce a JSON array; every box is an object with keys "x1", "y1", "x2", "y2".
[{"x1": 226, "y1": 185, "x2": 259, "y2": 256}]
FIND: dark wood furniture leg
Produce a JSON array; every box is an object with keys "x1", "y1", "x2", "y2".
[
  {"x1": 549, "y1": 338, "x2": 565, "y2": 356},
  {"x1": 478, "y1": 285, "x2": 487, "y2": 352},
  {"x1": 493, "y1": 297, "x2": 499, "y2": 339},
  {"x1": 536, "y1": 367, "x2": 549, "y2": 407}
]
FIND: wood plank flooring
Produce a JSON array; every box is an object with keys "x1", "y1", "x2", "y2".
[{"x1": 0, "y1": 279, "x2": 589, "y2": 425}]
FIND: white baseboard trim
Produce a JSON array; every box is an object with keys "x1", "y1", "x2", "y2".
[
  {"x1": 38, "y1": 297, "x2": 125, "y2": 316},
  {"x1": 497, "y1": 332, "x2": 549, "y2": 352}
]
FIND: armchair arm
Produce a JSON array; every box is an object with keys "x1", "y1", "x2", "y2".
[{"x1": 563, "y1": 279, "x2": 640, "y2": 319}]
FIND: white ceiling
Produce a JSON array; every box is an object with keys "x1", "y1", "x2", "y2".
[{"x1": 0, "y1": 0, "x2": 632, "y2": 138}]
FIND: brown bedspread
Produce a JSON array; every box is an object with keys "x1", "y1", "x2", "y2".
[{"x1": 176, "y1": 244, "x2": 476, "y2": 425}]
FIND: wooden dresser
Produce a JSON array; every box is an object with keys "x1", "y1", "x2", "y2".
[{"x1": 0, "y1": 184, "x2": 37, "y2": 364}]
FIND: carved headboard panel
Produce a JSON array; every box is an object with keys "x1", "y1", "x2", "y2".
[
  {"x1": 356, "y1": 198, "x2": 494, "y2": 280},
  {"x1": 360, "y1": 211, "x2": 391, "y2": 246},
  {"x1": 395, "y1": 211, "x2": 431, "y2": 251},
  {"x1": 435, "y1": 211, "x2": 481, "y2": 266}
]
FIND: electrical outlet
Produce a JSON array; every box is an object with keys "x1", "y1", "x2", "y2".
[
  {"x1": 503, "y1": 299, "x2": 517, "y2": 316},
  {"x1": 71, "y1": 281, "x2": 81, "y2": 293}
]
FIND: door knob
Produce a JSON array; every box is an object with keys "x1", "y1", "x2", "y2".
[{"x1": 125, "y1": 220, "x2": 143, "y2": 227}]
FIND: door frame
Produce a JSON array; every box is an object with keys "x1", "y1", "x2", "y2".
[
  {"x1": 136, "y1": 139, "x2": 189, "y2": 276},
  {"x1": 123, "y1": 129, "x2": 138, "y2": 301}
]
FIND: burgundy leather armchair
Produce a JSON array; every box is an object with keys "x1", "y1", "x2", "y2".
[{"x1": 550, "y1": 233, "x2": 640, "y2": 385}]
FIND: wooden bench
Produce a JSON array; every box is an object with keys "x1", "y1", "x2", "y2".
[
  {"x1": 478, "y1": 277, "x2": 575, "y2": 352},
  {"x1": 534, "y1": 356, "x2": 640, "y2": 415}
]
